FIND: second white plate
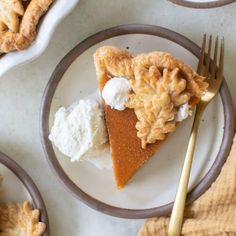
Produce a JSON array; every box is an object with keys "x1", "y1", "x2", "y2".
[{"x1": 168, "y1": 0, "x2": 236, "y2": 8}]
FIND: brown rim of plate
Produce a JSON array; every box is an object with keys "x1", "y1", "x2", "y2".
[
  {"x1": 0, "y1": 152, "x2": 50, "y2": 235},
  {"x1": 40, "y1": 24, "x2": 235, "y2": 219},
  {"x1": 168, "y1": 0, "x2": 236, "y2": 8}
]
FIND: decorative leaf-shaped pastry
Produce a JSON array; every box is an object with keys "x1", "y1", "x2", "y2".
[
  {"x1": 127, "y1": 67, "x2": 191, "y2": 148},
  {"x1": 0, "y1": 201, "x2": 46, "y2": 236},
  {"x1": 0, "y1": 0, "x2": 24, "y2": 32}
]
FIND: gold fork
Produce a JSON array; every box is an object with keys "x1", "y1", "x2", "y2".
[{"x1": 168, "y1": 34, "x2": 224, "y2": 236}]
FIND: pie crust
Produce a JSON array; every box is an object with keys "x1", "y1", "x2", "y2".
[
  {"x1": 0, "y1": 177, "x2": 46, "y2": 236},
  {"x1": 0, "y1": 201, "x2": 46, "y2": 236},
  {"x1": 126, "y1": 51, "x2": 207, "y2": 148}
]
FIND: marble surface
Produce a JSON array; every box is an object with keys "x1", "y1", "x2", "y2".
[{"x1": 0, "y1": 0, "x2": 235, "y2": 235}]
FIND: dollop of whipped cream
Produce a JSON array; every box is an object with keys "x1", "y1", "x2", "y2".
[
  {"x1": 49, "y1": 97, "x2": 111, "y2": 168},
  {"x1": 102, "y1": 77, "x2": 131, "y2": 111},
  {"x1": 176, "y1": 103, "x2": 190, "y2": 122}
]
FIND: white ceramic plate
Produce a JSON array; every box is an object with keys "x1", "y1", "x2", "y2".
[
  {"x1": 40, "y1": 25, "x2": 234, "y2": 218},
  {"x1": 0, "y1": 0, "x2": 79, "y2": 78},
  {"x1": 168, "y1": 0, "x2": 236, "y2": 8},
  {"x1": 0, "y1": 152, "x2": 49, "y2": 235}
]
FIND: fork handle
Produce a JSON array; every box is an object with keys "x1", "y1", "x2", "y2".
[{"x1": 168, "y1": 105, "x2": 204, "y2": 236}]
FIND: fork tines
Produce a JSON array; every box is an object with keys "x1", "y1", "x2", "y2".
[{"x1": 197, "y1": 34, "x2": 224, "y2": 83}]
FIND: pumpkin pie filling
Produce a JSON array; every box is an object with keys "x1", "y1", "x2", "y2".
[{"x1": 100, "y1": 75, "x2": 162, "y2": 188}]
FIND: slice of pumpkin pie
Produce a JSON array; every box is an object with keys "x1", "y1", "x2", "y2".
[{"x1": 94, "y1": 46, "x2": 208, "y2": 188}]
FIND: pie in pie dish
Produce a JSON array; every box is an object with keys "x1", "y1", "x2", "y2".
[
  {"x1": 0, "y1": 0, "x2": 54, "y2": 54},
  {"x1": 0, "y1": 177, "x2": 46, "y2": 236},
  {"x1": 94, "y1": 46, "x2": 208, "y2": 188}
]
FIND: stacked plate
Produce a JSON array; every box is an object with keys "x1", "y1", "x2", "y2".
[
  {"x1": 168, "y1": 0, "x2": 236, "y2": 8},
  {"x1": 0, "y1": 152, "x2": 49, "y2": 235}
]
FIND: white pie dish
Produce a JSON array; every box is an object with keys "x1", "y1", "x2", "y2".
[{"x1": 0, "y1": 0, "x2": 79, "y2": 78}]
